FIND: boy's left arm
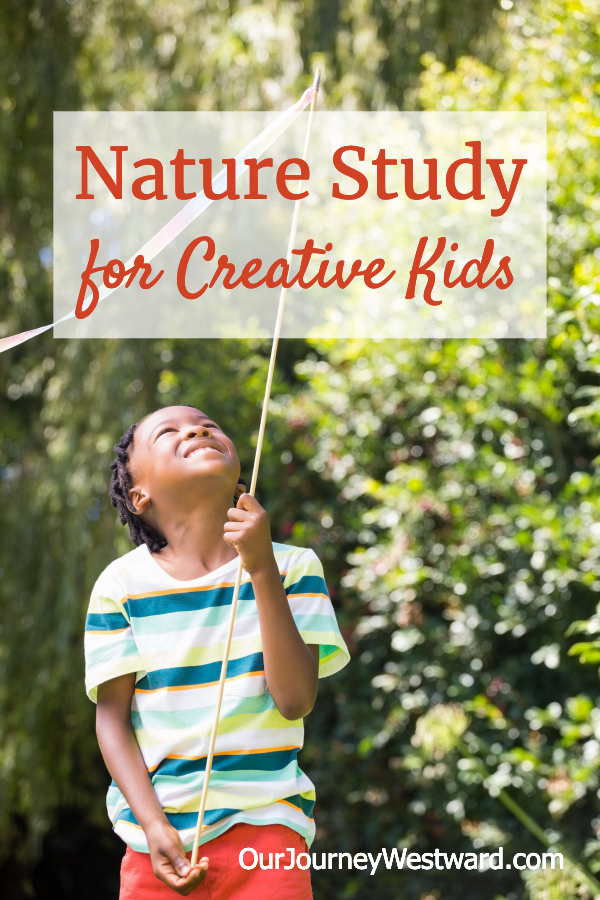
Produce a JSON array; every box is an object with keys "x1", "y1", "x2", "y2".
[{"x1": 225, "y1": 494, "x2": 320, "y2": 720}]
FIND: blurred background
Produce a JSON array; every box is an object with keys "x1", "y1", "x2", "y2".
[{"x1": 1, "y1": 1, "x2": 600, "y2": 898}]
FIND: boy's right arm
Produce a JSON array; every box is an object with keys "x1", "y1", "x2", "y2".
[{"x1": 96, "y1": 674, "x2": 209, "y2": 896}]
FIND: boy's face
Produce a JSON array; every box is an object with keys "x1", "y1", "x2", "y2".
[{"x1": 127, "y1": 406, "x2": 241, "y2": 520}]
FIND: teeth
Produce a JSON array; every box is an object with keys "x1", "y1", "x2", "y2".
[{"x1": 188, "y1": 447, "x2": 220, "y2": 457}]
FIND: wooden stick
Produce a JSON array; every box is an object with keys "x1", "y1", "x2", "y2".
[{"x1": 190, "y1": 68, "x2": 321, "y2": 867}]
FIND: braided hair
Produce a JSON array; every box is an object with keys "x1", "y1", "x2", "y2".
[
  {"x1": 109, "y1": 419, "x2": 164, "y2": 551},
  {"x1": 109, "y1": 411, "x2": 245, "y2": 552}
]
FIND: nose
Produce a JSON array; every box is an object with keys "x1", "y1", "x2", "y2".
[{"x1": 185, "y1": 425, "x2": 212, "y2": 439}]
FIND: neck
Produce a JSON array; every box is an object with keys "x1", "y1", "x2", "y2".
[{"x1": 150, "y1": 490, "x2": 239, "y2": 581}]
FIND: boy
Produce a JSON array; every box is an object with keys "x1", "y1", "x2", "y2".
[{"x1": 84, "y1": 405, "x2": 349, "y2": 898}]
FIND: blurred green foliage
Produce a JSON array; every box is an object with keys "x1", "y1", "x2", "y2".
[{"x1": 1, "y1": 1, "x2": 600, "y2": 899}]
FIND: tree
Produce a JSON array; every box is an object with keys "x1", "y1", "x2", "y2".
[{"x1": 277, "y1": 2, "x2": 600, "y2": 898}]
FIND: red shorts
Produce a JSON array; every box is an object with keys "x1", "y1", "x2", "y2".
[{"x1": 119, "y1": 822, "x2": 313, "y2": 900}]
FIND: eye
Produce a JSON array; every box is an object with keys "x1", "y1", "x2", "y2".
[{"x1": 156, "y1": 427, "x2": 176, "y2": 439}]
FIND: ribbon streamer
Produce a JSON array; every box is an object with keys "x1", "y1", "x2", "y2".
[{"x1": 0, "y1": 86, "x2": 316, "y2": 355}]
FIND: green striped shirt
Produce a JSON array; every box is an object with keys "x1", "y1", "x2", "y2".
[{"x1": 84, "y1": 542, "x2": 350, "y2": 852}]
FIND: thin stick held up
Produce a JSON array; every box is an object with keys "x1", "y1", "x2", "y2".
[{"x1": 189, "y1": 69, "x2": 321, "y2": 868}]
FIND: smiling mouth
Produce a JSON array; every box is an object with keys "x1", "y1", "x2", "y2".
[{"x1": 184, "y1": 445, "x2": 224, "y2": 459}]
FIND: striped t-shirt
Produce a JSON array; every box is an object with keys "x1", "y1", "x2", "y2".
[{"x1": 84, "y1": 541, "x2": 350, "y2": 853}]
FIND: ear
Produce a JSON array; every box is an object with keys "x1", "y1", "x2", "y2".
[{"x1": 127, "y1": 485, "x2": 152, "y2": 516}]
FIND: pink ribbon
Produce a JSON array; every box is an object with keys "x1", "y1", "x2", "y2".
[{"x1": 0, "y1": 87, "x2": 315, "y2": 355}]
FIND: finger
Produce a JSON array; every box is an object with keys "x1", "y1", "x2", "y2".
[
  {"x1": 172, "y1": 853, "x2": 192, "y2": 878},
  {"x1": 227, "y1": 506, "x2": 250, "y2": 521},
  {"x1": 235, "y1": 493, "x2": 262, "y2": 512},
  {"x1": 174, "y1": 863, "x2": 209, "y2": 892},
  {"x1": 223, "y1": 521, "x2": 245, "y2": 532},
  {"x1": 186, "y1": 861, "x2": 209, "y2": 880},
  {"x1": 185, "y1": 859, "x2": 209, "y2": 880},
  {"x1": 158, "y1": 863, "x2": 206, "y2": 893},
  {"x1": 190, "y1": 858, "x2": 209, "y2": 873},
  {"x1": 157, "y1": 870, "x2": 191, "y2": 892}
]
